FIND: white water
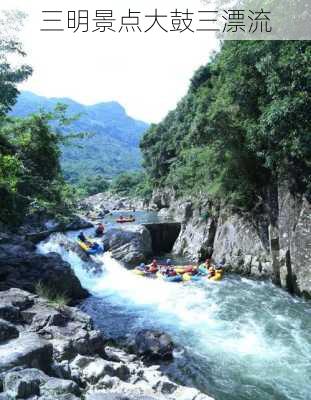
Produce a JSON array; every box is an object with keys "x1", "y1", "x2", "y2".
[{"x1": 38, "y1": 234, "x2": 311, "y2": 400}]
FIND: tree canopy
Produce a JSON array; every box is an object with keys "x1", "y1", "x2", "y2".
[{"x1": 140, "y1": 41, "x2": 311, "y2": 211}]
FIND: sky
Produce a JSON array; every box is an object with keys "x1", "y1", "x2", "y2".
[{"x1": 1, "y1": 0, "x2": 219, "y2": 123}]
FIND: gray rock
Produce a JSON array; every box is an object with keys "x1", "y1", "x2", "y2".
[
  {"x1": 0, "y1": 288, "x2": 35, "y2": 311},
  {"x1": 133, "y1": 330, "x2": 174, "y2": 361},
  {"x1": 0, "y1": 319, "x2": 19, "y2": 342},
  {"x1": 4, "y1": 368, "x2": 48, "y2": 398},
  {"x1": 0, "y1": 333, "x2": 53, "y2": 373},
  {"x1": 40, "y1": 377, "x2": 80, "y2": 397},
  {"x1": 73, "y1": 329, "x2": 105, "y2": 356},
  {"x1": 70, "y1": 355, "x2": 94, "y2": 370},
  {"x1": 0, "y1": 304, "x2": 21, "y2": 323},
  {"x1": 39, "y1": 395, "x2": 80, "y2": 400},
  {"x1": 82, "y1": 359, "x2": 130, "y2": 384},
  {"x1": 103, "y1": 226, "x2": 152, "y2": 266},
  {"x1": 61, "y1": 215, "x2": 93, "y2": 231},
  {"x1": 0, "y1": 242, "x2": 88, "y2": 302},
  {"x1": 86, "y1": 394, "x2": 157, "y2": 400},
  {"x1": 154, "y1": 380, "x2": 177, "y2": 394},
  {"x1": 105, "y1": 347, "x2": 137, "y2": 364}
]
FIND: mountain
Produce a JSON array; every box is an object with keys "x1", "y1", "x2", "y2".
[{"x1": 11, "y1": 91, "x2": 149, "y2": 183}]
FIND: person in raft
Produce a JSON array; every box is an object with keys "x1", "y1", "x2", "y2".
[
  {"x1": 208, "y1": 265, "x2": 216, "y2": 278},
  {"x1": 148, "y1": 259, "x2": 158, "y2": 273},
  {"x1": 95, "y1": 223, "x2": 105, "y2": 237},
  {"x1": 137, "y1": 263, "x2": 146, "y2": 271},
  {"x1": 164, "y1": 259, "x2": 177, "y2": 276},
  {"x1": 78, "y1": 232, "x2": 87, "y2": 243}
]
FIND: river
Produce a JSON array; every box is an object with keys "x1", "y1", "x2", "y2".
[{"x1": 38, "y1": 213, "x2": 311, "y2": 400}]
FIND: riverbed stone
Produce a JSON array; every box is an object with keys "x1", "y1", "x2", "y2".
[
  {"x1": 0, "y1": 319, "x2": 19, "y2": 342},
  {"x1": 4, "y1": 368, "x2": 48, "y2": 398},
  {"x1": 103, "y1": 226, "x2": 152, "y2": 266},
  {"x1": 40, "y1": 377, "x2": 80, "y2": 396},
  {"x1": 0, "y1": 303, "x2": 21, "y2": 323},
  {"x1": 132, "y1": 330, "x2": 174, "y2": 361},
  {"x1": 0, "y1": 288, "x2": 35, "y2": 311},
  {"x1": 0, "y1": 333, "x2": 53, "y2": 373},
  {"x1": 105, "y1": 347, "x2": 137, "y2": 363}
]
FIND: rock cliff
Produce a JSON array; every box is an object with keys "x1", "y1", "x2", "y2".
[{"x1": 149, "y1": 187, "x2": 311, "y2": 298}]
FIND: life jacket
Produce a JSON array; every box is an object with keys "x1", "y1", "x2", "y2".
[{"x1": 149, "y1": 263, "x2": 158, "y2": 273}]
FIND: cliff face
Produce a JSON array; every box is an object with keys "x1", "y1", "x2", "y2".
[
  {"x1": 149, "y1": 187, "x2": 311, "y2": 298},
  {"x1": 278, "y1": 189, "x2": 311, "y2": 298}
]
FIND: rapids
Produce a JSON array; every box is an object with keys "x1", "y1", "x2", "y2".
[{"x1": 38, "y1": 233, "x2": 311, "y2": 400}]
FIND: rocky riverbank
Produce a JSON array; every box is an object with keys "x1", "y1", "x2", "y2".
[
  {"x1": 78, "y1": 193, "x2": 145, "y2": 222},
  {"x1": 0, "y1": 287, "x2": 214, "y2": 400}
]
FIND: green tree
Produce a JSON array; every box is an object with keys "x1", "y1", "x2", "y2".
[
  {"x1": 140, "y1": 41, "x2": 311, "y2": 211},
  {"x1": 0, "y1": 11, "x2": 32, "y2": 116}
]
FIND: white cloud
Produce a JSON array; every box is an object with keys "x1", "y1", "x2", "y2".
[{"x1": 1, "y1": 0, "x2": 219, "y2": 122}]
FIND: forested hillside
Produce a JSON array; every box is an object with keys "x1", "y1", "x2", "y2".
[
  {"x1": 11, "y1": 91, "x2": 148, "y2": 184},
  {"x1": 141, "y1": 41, "x2": 311, "y2": 212}
]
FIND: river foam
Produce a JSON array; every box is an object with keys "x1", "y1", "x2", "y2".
[{"x1": 38, "y1": 233, "x2": 311, "y2": 400}]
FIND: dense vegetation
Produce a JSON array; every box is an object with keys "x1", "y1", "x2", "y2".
[
  {"x1": 11, "y1": 91, "x2": 148, "y2": 187},
  {"x1": 141, "y1": 41, "x2": 311, "y2": 212},
  {"x1": 0, "y1": 12, "x2": 76, "y2": 224}
]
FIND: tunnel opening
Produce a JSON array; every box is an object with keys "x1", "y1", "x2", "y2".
[{"x1": 143, "y1": 222, "x2": 181, "y2": 254}]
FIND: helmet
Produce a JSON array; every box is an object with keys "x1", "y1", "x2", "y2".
[
  {"x1": 140, "y1": 263, "x2": 145, "y2": 268},
  {"x1": 166, "y1": 259, "x2": 172, "y2": 265}
]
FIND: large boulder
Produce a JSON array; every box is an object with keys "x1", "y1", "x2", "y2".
[
  {"x1": 3, "y1": 368, "x2": 80, "y2": 399},
  {"x1": 4, "y1": 368, "x2": 48, "y2": 398},
  {"x1": 0, "y1": 240, "x2": 88, "y2": 302},
  {"x1": 131, "y1": 330, "x2": 174, "y2": 361},
  {"x1": 0, "y1": 288, "x2": 105, "y2": 365},
  {"x1": 103, "y1": 226, "x2": 152, "y2": 266},
  {"x1": 40, "y1": 377, "x2": 80, "y2": 397},
  {"x1": 0, "y1": 319, "x2": 19, "y2": 342},
  {"x1": 0, "y1": 333, "x2": 53, "y2": 373}
]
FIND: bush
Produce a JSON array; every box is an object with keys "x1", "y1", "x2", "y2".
[{"x1": 35, "y1": 281, "x2": 70, "y2": 308}]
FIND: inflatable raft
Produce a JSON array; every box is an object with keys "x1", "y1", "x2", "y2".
[
  {"x1": 133, "y1": 265, "x2": 224, "y2": 283},
  {"x1": 156, "y1": 271, "x2": 183, "y2": 282},
  {"x1": 77, "y1": 239, "x2": 103, "y2": 255},
  {"x1": 116, "y1": 218, "x2": 135, "y2": 223}
]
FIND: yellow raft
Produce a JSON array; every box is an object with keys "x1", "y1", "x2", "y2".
[
  {"x1": 132, "y1": 266, "x2": 224, "y2": 282},
  {"x1": 77, "y1": 239, "x2": 103, "y2": 255},
  {"x1": 78, "y1": 240, "x2": 90, "y2": 252}
]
